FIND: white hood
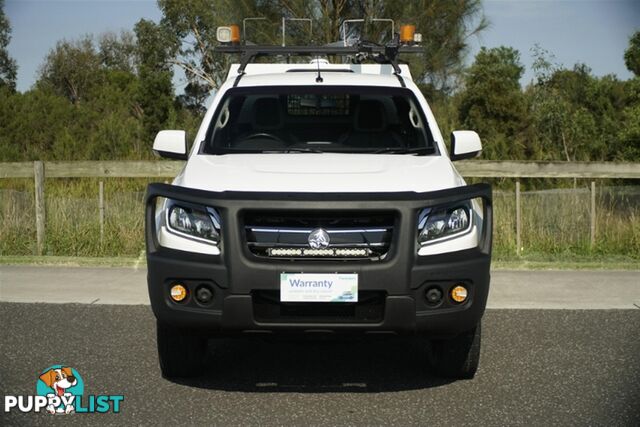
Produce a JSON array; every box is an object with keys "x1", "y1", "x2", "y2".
[{"x1": 175, "y1": 154, "x2": 464, "y2": 193}]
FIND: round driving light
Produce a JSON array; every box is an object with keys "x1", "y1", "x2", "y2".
[
  {"x1": 425, "y1": 287, "x2": 443, "y2": 305},
  {"x1": 450, "y1": 285, "x2": 468, "y2": 303},
  {"x1": 195, "y1": 285, "x2": 214, "y2": 305},
  {"x1": 170, "y1": 284, "x2": 188, "y2": 302}
]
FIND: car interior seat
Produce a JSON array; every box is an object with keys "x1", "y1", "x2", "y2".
[{"x1": 346, "y1": 99, "x2": 400, "y2": 149}]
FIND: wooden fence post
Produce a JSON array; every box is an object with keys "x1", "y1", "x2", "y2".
[
  {"x1": 590, "y1": 181, "x2": 596, "y2": 248},
  {"x1": 515, "y1": 180, "x2": 521, "y2": 256},
  {"x1": 34, "y1": 161, "x2": 45, "y2": 255},
  {"x1": 99, "y1": 181, "x2": 105, "y2": 243}
]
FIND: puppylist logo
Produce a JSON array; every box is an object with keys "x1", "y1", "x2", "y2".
[{"x1": 3, "y1": 365, "x2": 123, "y2": 415}]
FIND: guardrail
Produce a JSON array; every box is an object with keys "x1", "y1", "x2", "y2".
[{"x1": 1, "y1": 160, "x2": 639, "y2": 255}]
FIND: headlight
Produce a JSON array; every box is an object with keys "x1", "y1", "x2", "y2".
[
  {"x1": 418, "y1": 204, "x2": 471, "y2": 245},
  {"x1": 166, "y1": 201, "x2": 221, "y2": 244}
]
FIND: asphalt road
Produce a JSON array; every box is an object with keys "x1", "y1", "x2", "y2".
[{"x1": 1, "y1": 303, "x2": 639, "y2": 426}]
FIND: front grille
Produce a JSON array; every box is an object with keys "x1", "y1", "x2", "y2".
[
  {"x1": 244, "y1": 211, "x2": 394, "y2": 260},
  {"x1": 253, "y1": 290, "x2": 386, "y2": 323}
]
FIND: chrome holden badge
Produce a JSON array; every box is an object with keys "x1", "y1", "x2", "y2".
[{"x1": 308, "y1": 228, "x2": 330, "y2": 249}]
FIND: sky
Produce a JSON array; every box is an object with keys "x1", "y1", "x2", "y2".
[{"x1": 4, "y1": 0, "x2": 640, "y2": 93}]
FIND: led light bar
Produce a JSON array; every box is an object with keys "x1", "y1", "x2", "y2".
[
  {"x1": 335, "y1": 248, "x2": 368, "y2": 256},
  {"x1": 269, "y1": 248, "x2": 303, "y2": 256},
  {"x1": 267, "y1": 248, "x2": 371, "y2": 257},
  {"x1": 303, "y1": 248, "x2": 334, "y2": 256}
]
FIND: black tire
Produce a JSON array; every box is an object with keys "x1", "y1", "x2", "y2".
[
  {"x1": 156, "y1": 321, "x2": 207, "y2": 378},
  {"x1": 429, "y1": 322, "x2": 481, "y2": 379}
]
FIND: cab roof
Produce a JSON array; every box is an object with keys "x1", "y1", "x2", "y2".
[{"x1": 226, "y1": 63, "x2": 412, "y2": 88}]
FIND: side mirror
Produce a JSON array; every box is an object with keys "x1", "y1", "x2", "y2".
[
  {"x1": 450, "y1": 130, "x2": 482, "y2": 161},
  {"x1": 153, "y1": 130, "x2": 188, "y2": 160}
]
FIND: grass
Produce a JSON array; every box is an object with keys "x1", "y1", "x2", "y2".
[
  {"x1": 0, "y1": 255, "x2": 144, "y2": 267},
  {"x1": 490, "y1": 184, "x2": 640, "y2": 259},
  {"x1": 0, "y1": 178, "x2": 156, "y2": 257},
  {"x1": 492, "y1": 252, "x2": 639, "y2": 270},
  {"x1": 1, "y1": 178, "x2": 639, "y2": 264},
  {"x1": 1, "y1": 253, "x2": 637, "y2": 270}
]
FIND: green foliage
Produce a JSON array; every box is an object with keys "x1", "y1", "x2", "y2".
[
  {"x1": 0, "y1": 0, "x2": 17, "y2": 91},
  {"x1": 98, "y1": 31, "x2": 138, "y2": 73},
  {"x1": 617, "y1": 100, "x2": 640, "y2": 160},
  {"x1": 0, "y1": 25, "x2": 199, "y2": 161},
  {"x1": 156, "y1": 0, "x2": 237, "y2": 91},
  {"x1": 624, "y1": 31, "x2": 640, "y2": 76},
  {"x1": 134, "y1": 19, "x2": 178, "y2": 142},
  {"x1": 444, "y1": 44, "x2": 639, "y2": 163},
  {"x1": 525, "y1": 46, "x2": 631, "y2": 162},
  {"x1": 0, "y1": 3, "x2": 638, "y2": 165},
  {"x1": 457, "y1": 46, "x2": 528, "y2": 159},
  {"x1": 38, "y1": 37, "x2": 102, "y2": 103},
  {"x1": 0, "y1": 179, "x2": 151, "y2": 256}
]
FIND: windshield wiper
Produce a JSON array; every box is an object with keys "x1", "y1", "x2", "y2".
[
  {"x1": 265, "y1": 148, "x2": 324, "y2": 153},
  {"x1": 370, "y1": 147, "x2": 434, "y2": 155}
]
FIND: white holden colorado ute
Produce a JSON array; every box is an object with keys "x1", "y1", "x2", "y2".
[{"x1": 145, "y1": 29, "x2": 492, "y2": 380}]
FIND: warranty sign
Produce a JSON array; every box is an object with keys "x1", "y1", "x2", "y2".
[{"x1": 280, "y1": 273, "x2": 358, "y2": 302}]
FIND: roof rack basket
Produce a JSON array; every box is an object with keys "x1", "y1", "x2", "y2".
[{"x1": 214, "y1": 38, "x2": 423, "y2": 76}]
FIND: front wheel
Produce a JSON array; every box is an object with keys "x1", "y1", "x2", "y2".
[
  {"x1": 429, "y1": 323, "x2": 481, "y2": 379},
  {"x1": 156, "y1": 321, "x2": 208, "y2": 378}
]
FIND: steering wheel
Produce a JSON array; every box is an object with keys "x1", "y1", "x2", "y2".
[{"x1": 244, "y1": 132, "x2": 284, "y2": 143}]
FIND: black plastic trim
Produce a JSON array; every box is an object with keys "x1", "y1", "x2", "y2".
[
  {"x1": 145, "y1": 183, "x2": 492, "y2": 337},
  {"x1": 286, "y1": 69, "x2": 354, "y2": 73},
  {"x1": 154, "y1": 150, "x2": 188, "y2": 161}
]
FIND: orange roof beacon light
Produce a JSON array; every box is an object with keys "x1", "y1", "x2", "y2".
[
  {"x1": 216, "y1": 25, "x2": 241, "y2": 44},
  {"x1": 400, "y1": 24, "x2": 416, "y2": 44}
]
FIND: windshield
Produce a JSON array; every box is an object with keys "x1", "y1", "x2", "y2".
[{"x1": 201, "y1": 86, "x2": 437, "y2": 155}]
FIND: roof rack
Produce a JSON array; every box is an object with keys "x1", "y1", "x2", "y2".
[{"x1": 214, "y1": 40, "x2": 423, "y2": 76}]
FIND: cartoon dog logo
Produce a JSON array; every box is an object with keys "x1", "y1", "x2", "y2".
[{"x1": 38, "y1": 366, "x2": 80, "y2": 414}]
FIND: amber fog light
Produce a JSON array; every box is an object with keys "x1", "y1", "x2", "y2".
[
  {"x1": 450, "y1": 285, "x2": 468, "y2": 303},
  {"x1": 170, "y1": 284, "x2": 188, "y2": 302}
]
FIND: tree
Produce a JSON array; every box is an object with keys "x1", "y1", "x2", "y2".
[
  {"x1": 624, "y1": 31, "x2": 640, "y2": 76},
  {"x1": 0, "y1": 0, "x2": 17, "y2": 91},
  {"x1": 528, "y1": 45, "x2": 630, "y2": 162},
  {"x1": 265, "y1": 1, "x2": 487, "y2": 93},
  {"x1": 38, "y1": 32, "x2": 140, "y2": 104},
  {"x1": 156, "y1": 0, "x2": 237, "y2": 92},
  {"x1": 528, "y1": 47, "x2": 587, "y2": 161},
  {"x1": 616, "y1": 70, "x2": 640, "y2": 161},
  {"x1": 368, "y1": 0, "x2": 488, "y2": 93},
  {"x1": 38, "y1": 37, "x2": 102, "y2": 103},
  {"x1": 457, "y1": 46, "x2": 528, "y2": 159},
  {"x1": 98, "y1": 31, "x2": 138, "y2": 73},
  {"x1": 177, "y1": 81, "x2": 209, "y2": 114},
  {"x1": 152, "y1": 0, "x2": 487, "y2": 102},
  {"x1": 134, "y1": 19, "x2": 177, "y2": 141}
]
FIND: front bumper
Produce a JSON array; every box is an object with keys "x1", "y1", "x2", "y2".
[{"x1": 145, "y1": 184, "x2": 492, "y2": 337}]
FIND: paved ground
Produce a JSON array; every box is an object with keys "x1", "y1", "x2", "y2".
[
  {"x1": 1, "y1": 267, "x2": 639, "y2": 425},
  {"x1": 0, "y1": 304, "x2": 638, "y2": 426},
  {"x1": 1, "y1": 266, "x2": 639, "y2": 308}
]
